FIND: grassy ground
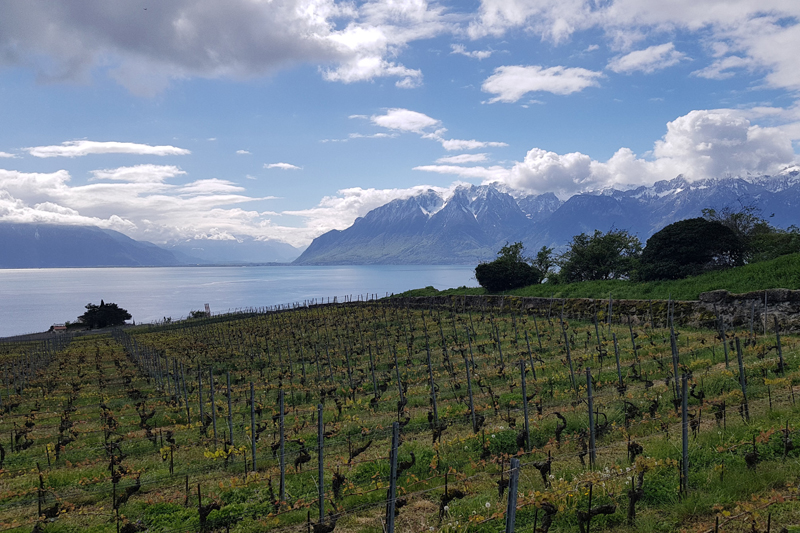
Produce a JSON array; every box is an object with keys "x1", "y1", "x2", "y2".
[
  {"x1": 394, "y1": 252, "x2": 800, "y2": 300},
  {"x1": 2, "y1": 300, "x2": 800, "y2": 531}
]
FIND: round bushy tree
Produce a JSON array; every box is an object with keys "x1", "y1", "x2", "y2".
[
  {"x1": 79, "y1": 300, "x2": 132, "y2": 329},
  {"x1": 558, "y1": 229, "x2": 642, "y2": 282},
  {"x1": 639, "y1": 218, "x2": 745, "y2": 281},
  {"x1": 475, "y1": 242, "x2": 542, "y2": 292}
]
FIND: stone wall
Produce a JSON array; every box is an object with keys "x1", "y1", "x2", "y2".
[{"x1": 388, "y1": 288, "x2": 800, "y2": 333}]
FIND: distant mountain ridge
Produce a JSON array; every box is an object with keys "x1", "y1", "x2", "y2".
[
  {"x1": 0, "y1": 223, "x2": 184, "y2": 268},
  {"x1": 294, "y1": 171, "x2": 800, "y2": 265},
  {"x1": 0, "y1": 224, "x2": 304, "y2": 268}
]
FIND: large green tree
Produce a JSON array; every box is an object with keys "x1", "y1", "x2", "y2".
[
  {"x1": 703, "y1": 205, "x2": 800, "y2": 263},
  {"x1": 78, "y1": 300, "x2": 132, "y2": 329},
  {"x1": 639, "y1": 218, "x2": 745, "y2": 281},
  {"x1": 475, "y1": 242, "x2": 542, "y2": 292},
  {"x1": 558, "y1": 229, "x2": 642, "y2": 282}
]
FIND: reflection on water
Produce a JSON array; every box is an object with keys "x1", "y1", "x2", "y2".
[{"x1": 0, "y1": 265, "x2": 476, "y2": 337}]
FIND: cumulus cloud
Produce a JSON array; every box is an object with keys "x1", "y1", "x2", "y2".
[
  {"x1": 415, "y1": 108, "x2": 798, "y2": 197},
  {"x1": 0, "y1": 0, "x2": 448, "y2": 95},
  {"x1": 482, "y1": 65, "x2": 602, "y2": 103},
  {"x1": 0, "y1": 152, "x2": 17, "y2": 158},
  {"x1": 607, "y1": 43, "x2": 686, "y2": 73},
  {"x1": 370, "y1": 108, "x2": 440, "y2": 133},
  {"x1": 367, "y1": 108, "x2": 507, "y2": 150},
  {"x1": 451, "y1": 44, "x2": 493, "y2": 59},
  {"x1": 236, "y1": 150, "x2": 251, "y2": 155},
  {"x1": 25, "y1": 140, "x2": 190, "y2": 158},
  {"x1": 265, "y1": 163, "x2": 302, "y2": 170}
]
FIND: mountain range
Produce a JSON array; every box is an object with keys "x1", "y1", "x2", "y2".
[
  {"x1": 0, "y1": 223, "x2": 302, "y2": 268},
  {"x1": 3, "y1": 172, "x2": 799, "y2": 268},
  {"x1": 294, "y1": 171, "x2": 800, "y2": 265}
]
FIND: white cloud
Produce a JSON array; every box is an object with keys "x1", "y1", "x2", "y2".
[
  {"x1": 90, "y1": 164, "x2": 185, "y2": 184},
  {"x1": 0, "y1": 152, "x2": 17, "y2": 158},
  {"x1": 414, "y1": 108, "x2": 798, "y2": 197},
  {"x1": 469, "y1": 0, "x2": 592, "y2": 42},
  {"x1": 236, "y1": 150, "x2": 251, "y2": 155},
  {"x1": 412, "y1": 164, "x2": 512, "y2": 181},
  {"x1": 482, "y1": 65, "x2": 603, "y2": 103},
  {"x1": 451, "y1": 44, "x2": 493, "y2": 59},
  {"x1": 0, "y1": 0, "x2": 450, "y2": 95},
  {"x1": 25, "y1": 140, "x2": 191, "y2": 158},
  {"x1": 436, "y1": 153, "x2": 488, "y2": 164},
  {"x1": 439, "y1": 138, "x2": 508, "y2": 151},
  {"x1": 283, "y1": 183, "x2": 458, "y2": 240},
  {"x1": 0, "y1": 165, "x2": 288, "y2": 245},
  {"x1": 349, "y1": 132, "x2": 397, "y2": 139},
  {"x1": 368, "y1": 108, "x2": 507, "y2": 150},
  {"x1": 370, "y1": 108, "x2": 440, "y2": 133},
  {"x1": 607, "y1": 43, "x2": 686, "y2": 74},
  {"x1": 265, "y1": 162, "x2": 302, "y2": 170},
  {"x1": 585, "y1": 44, "x2": 599, "y2": 52},
  {"x1": 692, "y1": 55, "x2": 752, "y2": 80},
  {"x1": 466, "y1": 1, "x2": 800, "y2": 94}
]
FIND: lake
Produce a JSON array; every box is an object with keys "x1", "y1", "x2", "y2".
[{"x1": 0, "y1": 265, "x2": 477, "y2": 337}]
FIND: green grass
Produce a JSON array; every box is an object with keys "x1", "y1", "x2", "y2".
[{"x1": 394, "y1": 253, "x2": 800, "y2": 300}]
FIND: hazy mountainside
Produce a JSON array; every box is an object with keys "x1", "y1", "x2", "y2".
[
  {"x1": 165, "y1": 237, "x2": 302, "y2": 264},
  {"x1": 295, "y1": 171, "x2": 800, "y2": 265},
  {"x1": 0, "y1": 223, "x2": 185, "y2": 268}
]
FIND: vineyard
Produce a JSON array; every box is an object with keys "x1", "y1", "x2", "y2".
[{"x1": 2, "y1": 296, "x2": 800, "y2": 532}]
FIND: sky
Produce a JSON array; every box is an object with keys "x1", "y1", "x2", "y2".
[{"x1": 1, "y1": 0, "x2": 799, "y2": 249}]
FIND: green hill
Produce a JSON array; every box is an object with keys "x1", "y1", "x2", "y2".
[{"x1": 395, "y1": 252, "x2": 800, "y2": 300}]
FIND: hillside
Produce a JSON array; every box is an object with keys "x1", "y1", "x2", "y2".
[{"x1": 394, "y1": 252, "x2": 800, "y2": 300}]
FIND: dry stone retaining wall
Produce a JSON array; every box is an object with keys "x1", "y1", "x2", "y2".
[{"x1": 389, "y1": 288, "x2": 800, "y2": 333}]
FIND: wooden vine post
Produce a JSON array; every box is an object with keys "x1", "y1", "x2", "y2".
[
  {"x1": 735, "y1": 338, "x2": 750, "y2": 422},
  {"x1": 586, "y1": 368, "x2": 596, "y2": 468},
  {"x1": 279, "y1": 389, "x2": 286, "y2": 501},
  {"x1": 681, "y1": 374, "x2": 689, "y2": 495},
  {"x1": 209, "y1": 368, "x2": 218, "y2": 446},
  {"x1": 520, "y1": 360, "x2": 530, "y2": 452},
  {"x1": 504, "y1": 458, "x2": 520, "y2": 533},
  {"x1": 386, "y1": 421, "x2": 400, "y2": 533},
  {"x1": 317, "y1": 403, "x2": 325, "y2": 523},
  {"x1": 613, "y1": 333, "x2": 623, "y2": 394},
  {"x1": 250, "y1": 382, "x2": 256, "y2": 472}
]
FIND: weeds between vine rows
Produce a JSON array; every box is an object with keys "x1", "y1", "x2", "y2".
[{"x1": 1, "y1": 298, "x2": 800, "y2": 532}]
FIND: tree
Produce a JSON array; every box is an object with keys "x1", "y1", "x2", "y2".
[
  {"x1": 703, "y1": 204, "x2": 800, "y2": 263},
  {"x1": 558, "y1": 229, "x2": 642, "y2": 282},
  {"x1": 639, "y1": 218, "x2": 745, "y2": 281},
  {"x1": 534, "y1": 246, "x2": 555, "y2": 281},
  {"x1": 475, "y1": 242, "x2": 542, "y2": 292},
  {"x1": 78, "y1": 300, "x2": 132, "y2": 329}
]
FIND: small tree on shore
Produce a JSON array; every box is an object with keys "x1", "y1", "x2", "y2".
[{"x1": 78, "y1": 300, "x2": 132, "y2": 329}]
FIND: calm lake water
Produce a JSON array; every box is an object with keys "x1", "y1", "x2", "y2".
[{"x1": 0, "y1": 265, "x2": 477, "y2": 337}]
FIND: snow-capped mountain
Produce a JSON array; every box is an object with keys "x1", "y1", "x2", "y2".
[{"x1": 294, "y1": 172, "x2": 800, "y2": 265}]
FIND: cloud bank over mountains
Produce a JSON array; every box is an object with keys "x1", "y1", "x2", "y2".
[
  {"x1": 416, "y1": 108, "x2": 798, "y2": 198},
  {"x1": 1, "y1": 0, "x2": 799, "y2": 248}
]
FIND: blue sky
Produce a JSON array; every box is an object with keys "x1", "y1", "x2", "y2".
[{"x1": 1, "y1": 0, "x2": 799, "y2": 248}]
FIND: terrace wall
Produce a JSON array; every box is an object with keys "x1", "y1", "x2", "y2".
[{"x1": 390, "y1": 288, "x2": 800, "y2": 333}]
